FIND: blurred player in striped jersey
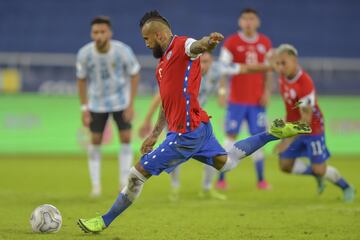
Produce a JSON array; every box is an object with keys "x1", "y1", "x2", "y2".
[
  {"x1": 218, "y1": 8, "x2": 273, "y2": 190},
  {"x1": 76, "y1": 16, "x2": 141, "y2": 197},
  {"x1": 273, "y1": 44, "x2": 355, "y2": 202}
]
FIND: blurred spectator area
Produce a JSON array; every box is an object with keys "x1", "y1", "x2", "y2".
[{"x1": 0, "y1": 52, "x2": 359, "y2": 95}]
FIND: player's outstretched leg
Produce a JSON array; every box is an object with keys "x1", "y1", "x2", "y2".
[
  {"x1": 219, "y1": 119, "x2": 311, "y2": 173},
  {"x1": 78, "y1": 164, "x2": 149, "y2": 233}
]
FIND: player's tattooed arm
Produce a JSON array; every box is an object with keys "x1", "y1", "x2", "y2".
[
  {"x1": 151, "y1": 108, "x2": 166, "y2": 138},
  {"x1": 190, "y1": 32, "x2": 224, "y2": 54},
  {"x1": 141, "y1": 108, "x2": 166, "y2": 154}
]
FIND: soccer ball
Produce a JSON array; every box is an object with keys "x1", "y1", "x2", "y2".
[{"x1": 30, "y1": 204, "x2": 62, "y2": 233}]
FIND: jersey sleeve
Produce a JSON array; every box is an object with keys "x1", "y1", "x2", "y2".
[
  {"x1": 123, "y1": 46, "x2": 141, "y2": 76},
  {"x1": 298, "y1": 74, "x2": 316, "y2": 107},
  {"x1": 76, "y1": 48, "x2": 87, "y2": 79},
  {"x1": 184, "y1": 38, "x2": 202, "y2": 60},
  {"x1": 219, "y1": 37, "x2": 234, "y2": 64}
]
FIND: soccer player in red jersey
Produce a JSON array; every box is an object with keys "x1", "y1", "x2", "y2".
[
  {"x1": 218, "y1": 8, "x2": 273, "y2": 190},
  {"x1": 77, "y1": 11, "x2": 311, "y2": 233},
  {"x1": 274, "y1": 44, "x2": 355, "y2": 202}
]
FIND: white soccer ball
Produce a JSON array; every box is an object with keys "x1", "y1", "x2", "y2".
[{"x1": 30, "y1": 204, "x2": 62, "y2": 233}]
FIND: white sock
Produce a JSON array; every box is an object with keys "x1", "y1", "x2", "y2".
[
  {"x1": 203, "y1": 165, "x2": 217, "y2": 190},
  {"x1": 291, "y1": 159, "x2": 309, "y2": 174},
  {"x1": 324, "y1": 165, "x2": 341, "y2": 183},
  {"x1": 224, "y1": 138, "x2": 236, "y2": 152},
  {"x1": 119, "y1": 144, "x2": 133, "y2": 189},
  {"x1": 170, "y1": 167, "x2": 180, "y2": 189},
  {"x1": 252, "y1": 149, "x2": 264, "y2": 163},
  {"x1": 220, "y1": 145, "x2": 246, "y2": 172},
  {"x1": 121, "y1": 167, "x2": 147, "y2": 202},
  {"x1": 88, "y1": 144, "x2": 101, "y2": 189}
]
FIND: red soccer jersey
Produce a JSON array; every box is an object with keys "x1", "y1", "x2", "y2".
[
  {"x1": 279, "y1": 69, "x2": 324, "y2": 135},
  {"x1": 155, "y1": 36, "x2": 210, "y2": 133},
  {"x1": 222, "y1": 32, "x2": 272, "y2": 105}
]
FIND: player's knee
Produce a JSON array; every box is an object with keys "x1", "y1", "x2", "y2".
[
  {"x1": 279, "y1": 160, "x2": 293, "y2": 173},
  {"x1": 121, "y1": 166, "x2": 149, "y2": 202},
  {"x1": 91, "y1": 133, "x2": 103, "y2": 145},
  {"x1": 119, "y1": 130, "x2": 132, "y2": 144},
  {"x1": 312, "y1": 165, "x2": 326, "y2": 176},
  {"x1": 226, "y1": 133, "x2": 237, "y2": 140},
  {"x1": 213, "y1": 155, "x2": 228, "y2": 171}
]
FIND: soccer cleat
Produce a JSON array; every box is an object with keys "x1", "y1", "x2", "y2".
[
  {"x1": 77, "y1": 216, "x2": 106, "y2": 233},
  {"x1": 215, "y1": 180, "x2": 228, "y2": 190},
  {"x1": 343, "y1": 186, "x2": 356, "y2": 203},
  {"x1": 199, "y1": 189, "x2": 227, "y2": 200},
  {"x1": 168, "y1": 187, "x2": 180, "y2": 202},
  {"x1": 269, "y1": 119, "x2": 312, "y2": 139},
  {"x1": 315, "y1": 176, "x2": 326, "y2": 195},
  {"x1": 257, "y1": 180, "x2": 272, "y2": 190}
]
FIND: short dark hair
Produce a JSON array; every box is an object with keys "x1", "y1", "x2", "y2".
[
  {"x1": 91, "y1": 16, "x2": 112, "y2": 28},
  {"x1": 139, "y1": 10, "x2": 171, "y2": 28},
  {"x1": 240, "y1": 8, "x2": 259, "y2": 17}
]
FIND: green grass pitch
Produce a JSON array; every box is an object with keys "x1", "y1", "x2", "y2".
[{"x1": 0, "y1": 154, "x2": 359, "y2": 240}]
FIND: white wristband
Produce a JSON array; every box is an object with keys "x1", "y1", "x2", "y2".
[{"x1": 81, "y1": 105, "x2": 88, "y2": 112}]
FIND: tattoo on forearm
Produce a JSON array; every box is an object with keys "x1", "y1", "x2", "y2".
[{"x1": 152, "y1": 109, "x2": 166, "y2": 137}]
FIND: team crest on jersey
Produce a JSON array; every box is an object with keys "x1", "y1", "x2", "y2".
[
  {"x1": 166, "y1": 50, "x2": 173, "y2": 60},
  {"x1": 257, "y1": 44, "x2": 266, "y2": 54}
]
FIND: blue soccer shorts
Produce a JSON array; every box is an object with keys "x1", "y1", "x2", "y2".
[
  {"x1": 279, "y1": 134, "x2": 331, "y2": 164},
  {"x1": 140, "y1": 122, "x2": 227, "y2": 176},
  {"x1": 225, "y1": 103, "x2": 267, "y2": 136}
]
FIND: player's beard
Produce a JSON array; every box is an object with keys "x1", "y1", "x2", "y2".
[
  {"x1": 96, "y1": 40, "x2": 109, "y2": 52},
  {"x1": 152, "y1": 42, "x2": 164, "y2": 59}
]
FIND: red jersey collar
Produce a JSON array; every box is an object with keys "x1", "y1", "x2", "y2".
[
  {"x1": 238, "y1": 31, "x2": 259, "y2": 43},
  {"x1": 163, "y1": 35, "x2": 177, "y2": 57},
  {"x1": 285, "y1": 68, "x2": 303, "y2": 83}
]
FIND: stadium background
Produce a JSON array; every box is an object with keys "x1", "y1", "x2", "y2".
[{"x1": 0, "y1": 0, "x2": 359, "y2": 155}]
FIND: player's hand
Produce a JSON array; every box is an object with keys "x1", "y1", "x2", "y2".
[
  {"x1": 123, "y1": 105, "x2": 134, "y2": 122},
  {"x1": 259, "y1": 91, "x2": 271, "y2": 107},
  {"x1": 208, "y1": 32, "x2": 224, "y2": 47},
  {"x1": 82, "y1": 110, "x2": 91, "y2": 128},
  {"x1": 140, "y1": 135, "x2": 158, "y2": 155},
  {"x1": 138, "y1": 121, "x2": 153, "y2": 139}
]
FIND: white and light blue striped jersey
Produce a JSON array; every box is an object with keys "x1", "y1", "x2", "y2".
[
  {"x1": 76, "y1": 40, "x2": 140, "y2": 112},
  {"x1": 199, "y1": 61, "x2": 224, "y2": 106}
]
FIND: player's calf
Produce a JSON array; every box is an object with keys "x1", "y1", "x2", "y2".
[
  {"x1": 279, "y1": 159, "x2": 295, "y2": 173},
  {"x1": 78, "y1": 164, "x2": 150, "y2": 233}
]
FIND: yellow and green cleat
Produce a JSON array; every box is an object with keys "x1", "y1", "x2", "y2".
[
  {"x1": 77, "y1": 216, "x2": 106, "y2": 233},
  {"x1": 198, "y1": 189, "x2": 227, "y2": 201},
  {"x1": 269, "y1": 119, "x2": 312, "y2": 139}
]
